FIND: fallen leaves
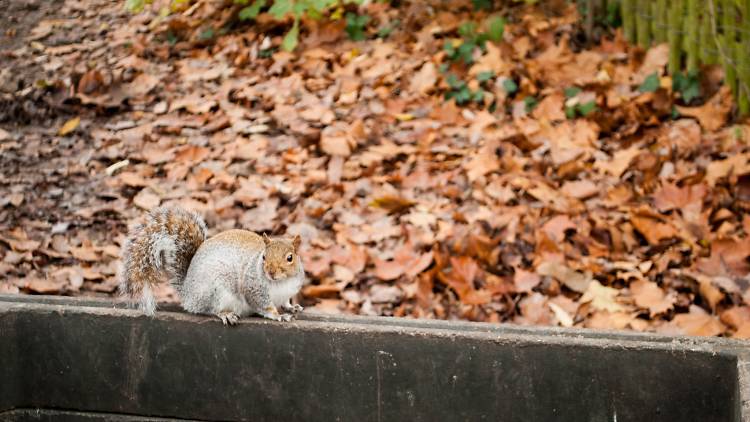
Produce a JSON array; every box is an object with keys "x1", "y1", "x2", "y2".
[
  {"x1": 630, "y1": 211, "x2": 679, "y2": 245},
  {"x1": 667, "y1": 305, "x2": 726, "y2": 337},
  {"x1": 410, "y1": 62, "x2": 438, "y2": 95},
  {"x1": 580, "y1": 281, "x2": 625, "y2": 313},
  {"x1": 630, "y1": 280, "x2": 675, "y2": 316},
  {"x1": 133, "y1": 188, "x2": 161, "y2": 210},
  {"x1": 372, "y1": 244, "x2": 433, "y2": 281},
  {"x1": 676, "y1": 86, "x2": 732, "y2": 131},
  {"x1": 536, "y1": 261, "x2": 591, "y2": 293},
  {"x1": 58, "y1": 117, "x2": 80, "y2": 136},
  {"x1": 2, "y1": 0, "x2": 749, "y2": 339}
]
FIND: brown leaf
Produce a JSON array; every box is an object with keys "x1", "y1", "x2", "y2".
[
  {"x1": 330, "y1": 243, "x2": 367, "y2": 275},
  {"x1": 548, "y1": 301, "x2": 574, "y2": 327},
  {"x1": 119, "y1": 172, "x2": 149, "y2": 187},
  {"x1": 541, "y1": 215, "x2": 576, "y2": 244},
  {"x1": 696, "y1": 238, "x2": 750, "y2": 277},
  {"x1": 22, "y1": 277, "x2": 65, "y2": 294},
  {"x1": 464, "y1": 149, "x2": 500, "y2": 182},
  {"x1": 409, "y1": 62, "x2": 438, "y2": 95},
  {"x1": 585, "y1": 311, "x2": 635, "y2": 330},
  {"x1": 561, "y1": 179, "x2": 598, "y2": 199},
  {"x1": 513, "y1": 268, "x2": 541, "y2": 293},
  {"x1": 78, "y1": 70, "x2": 104, "y2": 94},
  {"x1": 705, "y1": 153, "x2": 750, "y2": 187},
  {"x1": 308, "y1": 299, "x2": 343, "y2": 314},
  {"x1": 669, "y1": 305, "x2": 726, "y2": 337},
  {"x1": 531, "y1": 93, "x2": 566, "y2": 122},
  {"x1": 175, "y1": 145, "x2": 210, "y2": 163},
  {"x1": 302, "y1": 283, "x2": 341, "y2": 298},
  {"x1": 630, "y1": 279, "x2": 675, "y2": 316},
  {"x1": 635, "y1": 43, "x2": 669, "y2": 83},
  {"x1": 580, "y1": 280, "x2": 625, "y2": 313},
  {"x1": 516, "y1": 292, "x2": 552, "y2": 326},
  {"x1": 370, "y1": 195, "x2": 415, "y2": 213},
  {"x1": 440, "y1": 256, "x2": 491, "y2": 305},
  {"x1": 594, "y1": 144, "x2": 640, "y2": 178},
  {"x1": 720, "y1": 306, "x2": 750, "y2": 329},
  {"x1": 698, "y1": 278, "x2": 724, "y2": 311},
  {"x1": 676, "y1": 86, "x2": 732, "y2": 131},
  {"x1": 123, "y1": 73, "x2": 160, "y2": 98},
  {"x1": 133, "y1": 188, "x2": 161, "y2": 210},
  {"x1": 320, "y1": 123, "x2": 356, "y2": 157},
  {"x1": 0, "y1": 235, "x2": 41, "y2": 252},
  {"x1": 370, "y1": 284, "x2": 403, "y2": 304},
  {"x1": 630, "y1": 213, "x2": 678, "y2": 245},
  {"x1": 652, "y1": 183, "x2": 706, "y2": 212},
  {"x1": 733, "y1": 322, "x2": 750, "y2": 339},
  {"x1": 536, "y1": 261, "x2": 591, "y2": 293},
  {"x1": 70, "y1": 246, "x2": 99, "y2": 262}
]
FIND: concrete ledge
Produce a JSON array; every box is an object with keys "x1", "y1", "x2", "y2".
[{"x1": 0, "y1": 294, "x2": 748, "y2": 421}]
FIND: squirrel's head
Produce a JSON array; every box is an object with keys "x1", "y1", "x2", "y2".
[{"x1": 262, "y1": 233, "x2": 302, "y2": 281}]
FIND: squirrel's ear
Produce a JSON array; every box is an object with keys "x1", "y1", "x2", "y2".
[
  {"x1": 262, "y1": 233, "x2": 271, "y2": 246},
  {"x1": 292, "y1": 235, "x2": 301, "y2": 251}
]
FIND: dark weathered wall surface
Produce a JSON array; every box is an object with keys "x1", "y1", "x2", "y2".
[{"x1": 0, "y1": 295, "x2": 747, "y2": 422}]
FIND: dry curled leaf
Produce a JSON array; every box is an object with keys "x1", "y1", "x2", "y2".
[{"x1": 629, "y1": 279, "x2": 675, "y2": 316}]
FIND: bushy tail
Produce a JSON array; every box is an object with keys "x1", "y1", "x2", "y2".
[{"x1": 119, "y1": 207, "x2": 207, "y2": 316}]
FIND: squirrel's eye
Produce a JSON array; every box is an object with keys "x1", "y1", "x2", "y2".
[
  {"x1": 286, "y1": 254, "x2": 293, "y2": 263},
  {"x1": 262, "y1": 254, "x2": 265, "y2": 261}
]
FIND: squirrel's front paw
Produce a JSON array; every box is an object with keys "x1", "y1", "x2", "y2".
[
  {"x1": 282, "y1": 303, "x2": 304, "y2": 314},
  {"x1": 260, "y1": 306, "x2": 293, "y2": 322},
  {"x1": 217, "y1": 311, "x2": 240, "y2": 326}
]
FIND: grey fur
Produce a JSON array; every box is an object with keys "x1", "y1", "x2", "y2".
[
  {"x1": 179, "y1": 234, "x2": 305, "y2": 322},
  {"x1": 121, "y1": 207, "x2": 304, "y2": 323},
  {"x1": 119, "y1": 207, "x2": 208, "y2": 316}
]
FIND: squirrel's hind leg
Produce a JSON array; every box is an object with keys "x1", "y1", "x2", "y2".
[
  {"x1": 217, "y1": 311, "x2": 240, "y2": 325},
  {"x1": 211, "y1": 287, "x2": 249, "y2": 326}
]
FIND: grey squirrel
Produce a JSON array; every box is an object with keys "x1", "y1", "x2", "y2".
[{"x1": 119, "y1": 206, "x2": 305, "y2": 325}]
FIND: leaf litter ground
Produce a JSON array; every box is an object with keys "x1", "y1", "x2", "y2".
[{"x1": 2, "y1": 0, "x2": 750, "y2": 339}]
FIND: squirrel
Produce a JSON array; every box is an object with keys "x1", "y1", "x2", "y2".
[{"x1": 119, "y1": 206, "x2": 305, "y2": 325}]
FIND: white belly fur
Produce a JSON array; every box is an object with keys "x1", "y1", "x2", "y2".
[{"x1": 269, "y1": 274, "x2": 303, "y2": 307}]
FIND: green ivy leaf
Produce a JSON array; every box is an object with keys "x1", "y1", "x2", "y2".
[
  {"x1": 446, "y1": 74, "x2": 464, "y2": 89},
  {"x1": 239, "y1": 0, "x2": 266, "y2": 20},
  {"x1": 565, "y1": 106, "x2": 577, "y2": 119},
  {"x1": 638, "y1": 72, "x2": 660, "y2": 93},
  {"x1": 486, "y1": 16, "x2": 505, "y2": 42},
  {"x1": 577, "y1": 100, "x2": 597, "y2": 116},
  {"x1": 269, "y1": 0, "x2": 292, "y2": 19},
  {"x1": 477, "y1": 71, "x2": 494, "y2": 83},
  {"x1": 502, "y1": 78, "x2": 517, "y2": 94},
  {"x1": 524, "y1": 96, "x2": 538, "y2": 112},
  {"x1": 457, "y1": 42, "x2": 475, "y2": 64},
  {"x1": 377, "y1": 20, "x2": 398, "y2": 38},
  {"x1": 345, "y1": 12, "x2": 370, "y2": 41},
  {"x1": 458, "y1": 22, "x2": 477, "y2": 39},
  {"x1": 443, "y1": 41, "x2": 456, "y2": 58},
  {"x1": 281, "y1": 18, "x2": 299, "y2": 51},
  {"x1": 564, "y1": 86, "x2": 582, "y2": 98},
  {"x1": 198, "y1": 27, "x2": 214, "y2": 41},
  {"x1": 673, "y1": 70, "x2": 701, "y2": 103},
  {"x1": 472, "y1": 0, "x2": 492, "y2": 10},
  {"x1": 125, "y1": 0, "x2": 147, "y2": 12}
]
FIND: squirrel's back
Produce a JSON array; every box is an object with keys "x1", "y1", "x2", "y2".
[
  {"x1": 120, "y1": 206, "x2": 207, "y2": 315},
  {"x1": 204, "y1": 229, "x2": 264, "y2": 250}
]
